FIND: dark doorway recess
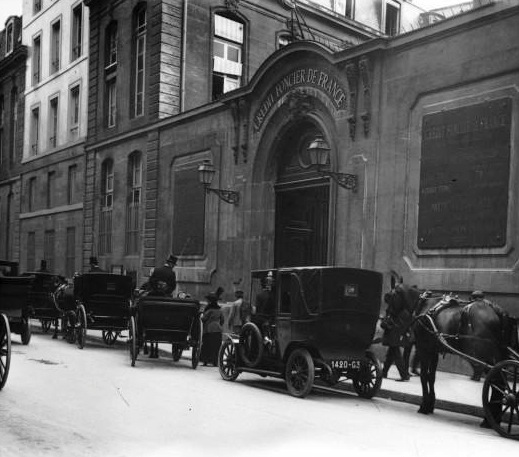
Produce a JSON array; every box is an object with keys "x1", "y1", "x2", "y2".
[{"x1": 275, "y1": 184, "x2": 329, "y2": 268}]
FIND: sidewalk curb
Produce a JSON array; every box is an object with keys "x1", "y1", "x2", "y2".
[{"x1": 341, "y1": 383, "x2": 485, "y2": 418}]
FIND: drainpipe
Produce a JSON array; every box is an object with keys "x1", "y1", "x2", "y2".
[{"x1": 180, "y1": 0, "x2": 188, "y2": 112}]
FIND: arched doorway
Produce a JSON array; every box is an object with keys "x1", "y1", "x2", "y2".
[{"x1": 274, "y1": 120, "x2": 330, "y2": 268}]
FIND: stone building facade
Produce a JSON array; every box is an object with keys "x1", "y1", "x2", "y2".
[
  {"x1": 19, "y1": 0, "x2": 89, "y2": 275},
  {"x1": 0, "y1": 16, "x2": 26, "y2": 263},
  {"x1": 82, "y1": 0, "x2": 519, "y2": 333}
]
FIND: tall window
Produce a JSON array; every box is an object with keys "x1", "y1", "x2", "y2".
[
  {"x1": 212, "y1": 13, "x2": 244, "y2": 100},
  {"x1": 33, "y1": 34, "x2": 42, "y2": 86},
  {"x1": 0, "y1": 96, "x2": 4, "y2": 165},
  {"x1": 44, "y1": 230, "x2": 55, "y2": 272},
  {"x1": 384, "y1": 0, "x2": 400, "y2": 36},
  {"x1": 10, "y1": 88, "x2": 18, "y2": 163},
  {"x1": 46, "y1": 171, "x2": 55, "y2": 208},
  {"x1": 126, "y1": 152, "x2": 142, "y2": 254},
  {"x1": 49, "y1": 96, "x2": 59, "y2": 149},
  {"x1": 65, "y1": 227, "x2": 76, "y2": 277},
  {"x1": 99, "y1": 159, "x2": 114, "y2": 254},
  {"x1": 69, "y1": 84, "x2": 80, "y2": 139},
  {"x1": 67, "y1": 164, "x2": 77, "y2": 204},
  {"x1": 105, "y1": 21, "x2": 118, "y2": 68},
  {"x1": 133, "y1": 5, "x2": 146, "y2": 117},
  {"x1": 31, "y1": 106, "x2": 40, "y2": 155},
  {"x1": 50, "y1": 19, "x2": 61, "y2": 74},
  {"x1": 71, "y1": 3, "x2": 83, "y2": 61},
  {"x1": 33, "y1": 0, "x2": 42, "y2": 15},
  {"x1": 28, "y1": 177, "x2": 37, "y2": 212},
  {"x1": 5, "y1": 22, "x2": 14, "y2": 55},
  {"x1": 27, "y1": 232, "x2": 36, "y2": 272},
  {"x1": 106, "y1": 78, "x2": 117, "y2": 127}
]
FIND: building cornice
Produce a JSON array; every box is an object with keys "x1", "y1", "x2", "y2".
[{"x1": 0, "y1": 45, "x2": 28, "y2": 74}]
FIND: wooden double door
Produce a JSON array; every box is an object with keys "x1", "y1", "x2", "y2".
[{"x1": 274, "y1": 184, "x2": 329, "y2": 268}]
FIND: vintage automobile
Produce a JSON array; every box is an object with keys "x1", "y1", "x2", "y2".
[
  {"x1": 0, "y1": 260, "x2": 34, "y2": 345},
  {"x1": 218, "y1": 267, "x2": 384, "y2": 398}
]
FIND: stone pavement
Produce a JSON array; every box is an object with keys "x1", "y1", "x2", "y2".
[{"x1": 341, "y1": 366, "x2": 485, "y2": 418}]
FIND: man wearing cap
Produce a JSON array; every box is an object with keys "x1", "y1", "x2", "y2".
[{"x1": 149, "y1": 254, "x2": 177, "y2": 296}]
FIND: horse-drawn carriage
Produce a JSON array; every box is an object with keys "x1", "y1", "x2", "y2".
[
  {"x1": 73, "y1": 272, "x2": 134, "y2": 349},
  {"x1": 0, "y1": 260, "x2": 34, "y2": 345},
  {"x1": 384, "y1": 279, "x2": 519, "y2": 440},
  {"x1": 218, "y1": 267, "x2": 384, "y2": 398},
  {"x1": 129, "y1": 293, "x2": 203, "y2": 369},
  {"x1": 25, "y1": 271, "x2": 69, "y2": 339}
]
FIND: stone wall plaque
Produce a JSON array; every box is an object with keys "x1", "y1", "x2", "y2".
[{"x1": 417, "y1": 98, "x2": 512, "y2": 249}]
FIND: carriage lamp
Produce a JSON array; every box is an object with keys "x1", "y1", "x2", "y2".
[
  {"x1": 307, "y1": 136, "x2": 358, "y2": 192},
  {"x1": 197, "y1": 160, "x2": 240, "y2": 205}
]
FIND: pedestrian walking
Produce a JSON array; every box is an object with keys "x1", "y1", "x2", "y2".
[{"x1": 200, "y1": 290, "x2": 224, "y2": 366}]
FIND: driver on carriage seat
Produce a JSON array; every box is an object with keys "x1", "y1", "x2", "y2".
[{"x1": 148, "y1": 254, "x2": 177, "y2": 296}]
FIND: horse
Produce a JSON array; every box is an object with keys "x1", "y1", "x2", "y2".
[{"x1": 384, "y1": 280, "x2": 518, "y2": 426}]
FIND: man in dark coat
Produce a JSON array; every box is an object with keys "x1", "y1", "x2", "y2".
[
  {"x1": 89, "y1": 256, "x2": 104, "y2": 272},
  {"x1": 149, "y1": 254, "x2": 177, "y2": 296}
]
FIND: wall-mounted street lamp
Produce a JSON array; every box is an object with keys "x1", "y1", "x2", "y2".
[
  {"x1": 307, "y1": 135, "x2": 358, "y2": 192},
  {"x1": 197, "y1": 160, "x2": 240, "y2": 205}
]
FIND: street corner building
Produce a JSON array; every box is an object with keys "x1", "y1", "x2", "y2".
[{"x1": 2, "y1": 1, "x2": 519, "y2": 327}]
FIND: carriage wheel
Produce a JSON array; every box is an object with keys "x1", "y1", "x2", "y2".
[
  {"x1": 238, "y1": 322, "x2": 263, "y2": 368},
  {"x1": 352, "y1": 351, "x2": 383, "y2": 399},
  {"x1": 218, "y1": 338, "x2": 240, "y2": 381},
  {"x1": 102, "y1": 330, "x2": 118, "y2": 345},
  {"x1": 172, "y1": 344, "x2": 183, "y2": 362},
  {"x1": 20, "y1": 318, "x2": 32, "y2": 345},
  {"x1": 128, "y1": 316, "x2": 137, "y2": 367},
  {"x1": 191, "y1": 317, "x2": 203, "y2": 369},
  {"x1": 482, "y1": 359, "x2": 519, "y2": 440},
  {"x1": 76, "y1": 305, "x2": 87, "y2": 350},
  {"x1": 0, "y1": 314, "x2": 11, "y2": 390},
  {"x1": 285, "y1": 348, "x2": 315, "y2": 398},
  {"x1": 41, "y1": 319, "x2": 52, "y2": 333}
]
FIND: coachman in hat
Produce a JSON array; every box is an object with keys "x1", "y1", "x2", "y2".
[
  {"x1": 149, "y1": 254, "x2": 177, "y2": 296},
  {"x1": 89, "y1": 256, "x2": 104, "y2": 272}
]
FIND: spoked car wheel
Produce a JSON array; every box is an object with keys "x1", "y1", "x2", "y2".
[
  {"x1": 218, "y1": 338, "x2": 240, "y2": 381},
  {"x1": 191, "y1": 317, "x2": 203, "y2": 369},
  {"x1": 238, "y1": 322, "x2": 263, "y2": 368},
  {"x1": 0, "y1": 314, "x2": 11, "y2": 390},
  {"x1": 76, "y1": 305, "x2": 87, "y2": 349},
  {"x1": 102, "y1": 330, "x2": 118, "y2": 345},
  {"x1": 352, "y1": 351, "x2": 383, "y2": 399},
  {"x1": 285, "y1": 348, "x2": 315, "y2": 398},
  {"x1": 128, "y1": 316, "x2": 137, "y2": 367},
  {"x1": 482, "y1": 359, "x2": 519, "y2": 440}
]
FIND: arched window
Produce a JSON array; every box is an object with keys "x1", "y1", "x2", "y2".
[
  {"x1": 99, "y1": 159, "x2": 114, "y2": 254},
  {"x1": 132, "y1": 4, "x2": 147, "y2": 117},
  {"x1": 125, "y1": 152, "x2": 142, "y2": 254},
  {"x1": 212, "y1": 12, "x2": 245, "y2": 100}
]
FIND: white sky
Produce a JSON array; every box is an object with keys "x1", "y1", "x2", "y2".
[{"x1": 0, "y1": 0, "x2": 22, "y2": 29}]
